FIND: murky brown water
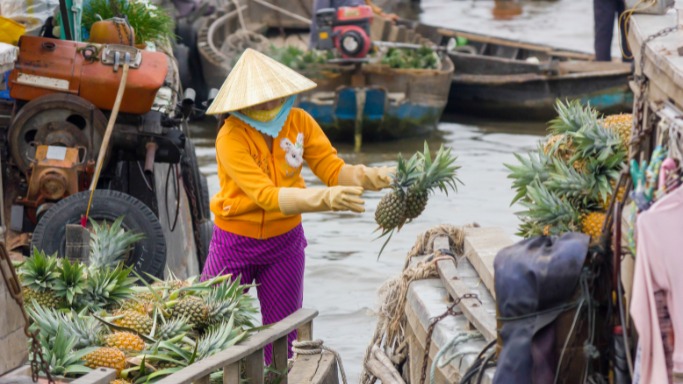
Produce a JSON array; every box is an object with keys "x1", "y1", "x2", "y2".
[{"x1": 190, "y1": 0, "x2": 622, "y2": 380}]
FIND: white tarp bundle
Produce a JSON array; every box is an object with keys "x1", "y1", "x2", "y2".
[
  {"x1": 0, "y1": 0, "x2": 60, "y2": 35},
  {"x1": 0, "y1": 42, "x2": 18, "y2": 72}
]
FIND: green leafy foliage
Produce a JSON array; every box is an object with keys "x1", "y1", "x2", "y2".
[{"x1": 380, "y1": 46, "x2": 440, "y2": 69}]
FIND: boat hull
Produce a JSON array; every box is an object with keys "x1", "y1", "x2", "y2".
[
  {"x1": 300, "y1": 87, "x2": 443, "y2": 141},
  {"x1": 448, "y1": 71, "x2": 633, "y2": 120},
  {"x1": 298, "y1": 59, "x2": 453, "y2": 142}
]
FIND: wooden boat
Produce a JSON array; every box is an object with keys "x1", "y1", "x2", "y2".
[
  {"x1": 412, "y1": 23, "x2": 634, "y2": 120},
  {"x1": 196, "y1": 4, "x2": 454, "y2": 144}
]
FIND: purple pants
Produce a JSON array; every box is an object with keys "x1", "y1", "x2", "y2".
[{"x1": 202, "y1": 224, "x2": 307, "y2": 365}]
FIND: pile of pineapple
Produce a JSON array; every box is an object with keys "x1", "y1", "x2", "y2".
[
  {"x1": 505, "y1": 100, "x2": 632, "y2": 241},
  {"x1": 374, "y1": 142, "x2": 462, "y2": 255},
  {"x1": 16, "y1": 217, "x2": 257, "y2": 383}
]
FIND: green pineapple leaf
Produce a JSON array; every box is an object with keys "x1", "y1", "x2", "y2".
[
  {"x1": 504, "y1": 146, "x2": 551, "y2": 205},
  {"x1": 548, "y1": 99, "x2": 599, "y2": 135},
  {"x1": 53, "y1": 257, "x2": 87, "y2": 305},
  {"x1": 89, "y1": 216, "x2": 145, "y2": 270}
]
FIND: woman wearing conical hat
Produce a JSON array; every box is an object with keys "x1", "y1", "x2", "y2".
[{"x1": 203, "y1": 48, "x2": 394, "y2": 364}]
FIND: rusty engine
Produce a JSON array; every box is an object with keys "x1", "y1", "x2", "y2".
[{"x1": 0, "y1": 33, "x2": 211, "y2": 275}]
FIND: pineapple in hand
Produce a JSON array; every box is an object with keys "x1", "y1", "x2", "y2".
[
  {"x1": 405, "y1": 143, "x2": 461, "y2": 220},
  {"x1": 374, "y1": 142, "x2": 462, "y2": 257},
  {"x1": 374, "y1": 152, "x2": 421, "y2": 234}
]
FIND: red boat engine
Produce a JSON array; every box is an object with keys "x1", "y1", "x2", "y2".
[{"x1": 315, "y1": 5, "x2": 373, "y2": 59}]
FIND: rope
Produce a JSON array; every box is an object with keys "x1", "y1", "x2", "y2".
[
  {"x1": 292, "y1": 339, "x2": 348, "y2": 384},
  {"x1": 84, "y1": 56, "x2": 131, "y2": 225},
  {"x1": 360, "y1": 224, "x2": 477, "y2": 384},
  {"x1": 429, "y1": 332, "x2": 483, "y2": 384}
]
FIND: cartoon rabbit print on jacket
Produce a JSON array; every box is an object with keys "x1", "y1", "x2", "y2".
[{"x1": 281, "y1": 133, "x2": 304, "y2": 168}]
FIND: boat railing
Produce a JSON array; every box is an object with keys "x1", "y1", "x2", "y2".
[{"x1": 155, "y1": 308, "x2": 318, "y2": 384}]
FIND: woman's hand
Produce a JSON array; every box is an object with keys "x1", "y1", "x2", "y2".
[
  {"x1": 278, "y1": 186, "x2": 366, "y2": 215},
  {"x1": 338, "y1": 165, "x2": 396, "y2": 191}
]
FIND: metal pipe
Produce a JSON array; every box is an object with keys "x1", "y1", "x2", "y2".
[{"x1": 144, "y1": 142, "x2": 158, "y2": 174}]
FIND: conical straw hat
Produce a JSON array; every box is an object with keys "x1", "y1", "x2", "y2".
[{"x1": 206, "y1": 48, "x2": 317, "y2": 115}]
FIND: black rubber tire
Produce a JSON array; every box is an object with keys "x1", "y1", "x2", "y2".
[
  {"x1": 196, "y1": 219, "x2": 213, "y2": 272},
  {"x1": 199, "y1": 173, "x2": 211, "y2": 220},
  {"x1": 31, "y1": 190, "x2": 167, "y2": 279}
]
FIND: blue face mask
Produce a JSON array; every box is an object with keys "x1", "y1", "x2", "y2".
[{"x1": 232, "y1": 96, "x2": 296, "y2": 137}]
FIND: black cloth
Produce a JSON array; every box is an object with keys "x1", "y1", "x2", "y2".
[
  {"x1": 493, "y1": 233, "x2": 590, "y2": 384},
  {"x1": 594, "y1": 0, "x2": 632, "y2": 61}
]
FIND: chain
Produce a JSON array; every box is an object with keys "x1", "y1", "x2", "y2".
[
  {"x1": 632, "y1": 26, "x2": 679, "y2": 154},
  {"x1": 0, "y1": 244, "x2": 53, "y2": 383},
  {"x1": 418, "y1": 293, "x2": 480, "y2": 384}
]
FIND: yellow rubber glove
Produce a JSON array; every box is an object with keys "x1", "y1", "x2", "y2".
[
  {"x1": 337, "y1": 165, "x2": 396, "y2": 191},
  {"x1": 278, "y1": 186, "x2": 365, "y2": 215}
]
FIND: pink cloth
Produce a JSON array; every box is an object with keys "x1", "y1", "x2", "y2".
[{"x1": 631, "y1": 186, "x2": 683, "y2": 384}]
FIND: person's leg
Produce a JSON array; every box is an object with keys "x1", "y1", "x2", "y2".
[
  {"x1": 616, "y1": 0, "x2": 633, "y2": 61},
  {"x1": 201, "y1": 226, "x2": 256, "y2": 284},
  {"x1": 594, "y1": 0, "x2": 617, "y2": 61},
  {"x1": 254, "y1": 225, "x2": 307, "y2": 366}
]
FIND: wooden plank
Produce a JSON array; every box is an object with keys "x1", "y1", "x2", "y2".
[
  {"x1": 396, "y1": 26, "x2": 407, "y2": 43},
  {"x1": 436, "y1": 28, "x2": 593, "y2": 60},
  {"x1": 65, "y1": 224, "x2": 90, "y2": 262},
  {"x1": 380, "y1": 19, "x2": 392, "y2": 41},
  {"x1": 223, "y1": 362, "x2": 240, "y2": 384},
  {"x1": 297, "y1": 320, "x2": 312, "y2": 342},
  {"x1": 194, "y1": 376, "x2": 210, "y2": 384},
  {"x1": 627, "y1": 13, "x2": 683, "y2": 110},
  {"x1": 243, "y1": 349, "x2": 264, "y2": 383},
  {"x1": 70, "y1": 368, "x2": 117, "y2": 384},
  {"x1": 288, "y1": 351, "x2": 339, "y2": 384},
  {"x1": 0, "y1": 256, "x2": 27, "y2": 376},
  {"x1": 272, "y1": 336, "x2": 289, "y2": 384},
  {"x1": 463, "y1": 227, "x2": 514, "y2": 299},
  {"x1": 404, "y1": 292, "x2": 462, "y2": 383},
  {"x1": 370, "y1": 15, "x2": 385, "y2": 41},
  {"x1": 405, "y1": 30, "x2": 415, "y2": 44},
  {"x1": 387, "y1": 25, "x2": 399, "y2": 42},
  {"x1": 156, "y1": 308, "x2": 318, "y2": 384},
  {"x1": 436, "y1": 259, "x2": 497, "y2": 342}
]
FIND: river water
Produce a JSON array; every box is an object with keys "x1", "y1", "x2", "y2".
[{"x1": 190, "y1": 0, "x2": 620, "y2": 381}]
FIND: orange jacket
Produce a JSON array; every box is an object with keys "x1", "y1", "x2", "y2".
[{"x1": 211, "y1": 108, "x2": 345, "y2": 239}]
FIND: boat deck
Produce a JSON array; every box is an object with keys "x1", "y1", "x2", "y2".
[{"x1": 403, "y1": 227, "x2": 514, "y2": 383}]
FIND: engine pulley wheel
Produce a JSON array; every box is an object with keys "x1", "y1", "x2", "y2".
[
  {"x1": 39, "y1": 171, "x2": 68, "y2": 200},
  {"x1": 9, "y1": 94, "x2": 108, "y2": 173},
  {"x1": 340, "y1": 30, "x2": 365, "y2": 57}
]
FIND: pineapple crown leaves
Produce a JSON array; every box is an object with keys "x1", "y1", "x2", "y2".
[
  {"x1": 196, "y1": 314, "x2": 249, "y2": 360},
  {"x1": 88, "y1": 216, "x2": 145, "y2": 270},
  {"x1": 204, "y1": 278, "x2": 258, "y2": 328},
  {"x1": 78, "y1": 264, "x2": 137, "y2": 310},
  {"x1": 27, "y1": 303, "x2": 65, "y2": 345},
  {"x1": 569, "y1": 120, "x2": 626, "y2": 163},
  {"x1": 20, "y1": 248, "x2": 60, "y2": 292},
  {"x1": 155, "y1": 316, "x2": 192, "y2": 341},
  {"x1": 548, "y1": 99, "x2": 599, "y2": 135},
  {"x1": 37, "y1": 325, "x2": 98, "y2": 377},
  {"x1": 504, "y1": 146, "x2": 551, "y2": 205},
  {"x1": 517, "y1": 180, "x2": 582, "y2": 233},
  {"x1": 392, "y1": 152, "x2": 421, "y2": 192},
  {"x1": 29, "y1": 305, "x2": 105, "y2": 349},
  {"x1": 53, "y1": 257, "x2": 87, "y2": 305},
  {"x1": 545, "y1": 158, "x2": 604, "y2": 206},
  {"x1": 414, "y1": 142, "x2": 462, "y2": 195}
]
